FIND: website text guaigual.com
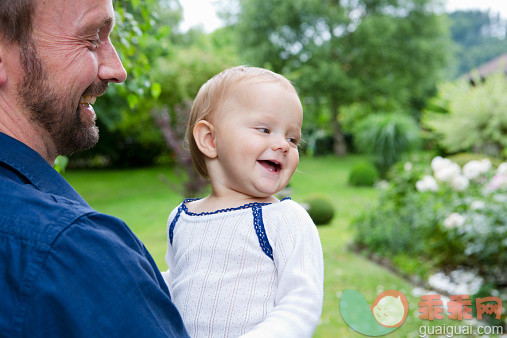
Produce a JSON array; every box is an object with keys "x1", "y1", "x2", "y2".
[{"x1": 418, "y1": 324, "x2": 503, "y2": 337}]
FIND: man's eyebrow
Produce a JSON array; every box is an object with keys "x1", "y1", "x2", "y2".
[
  {"x1": 99, "y1": 16, "x2": 115, "y2": 31},
  {"x1": 79, "y1": 16, "x2": 115, "y2": 35}
]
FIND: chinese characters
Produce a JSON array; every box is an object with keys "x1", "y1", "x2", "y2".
[{"x1": 418, "y1": 295, "x2": 502, "y2": 321}]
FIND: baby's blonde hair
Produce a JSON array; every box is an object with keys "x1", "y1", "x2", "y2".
[{"x1": 187, "y1": 66, "x2": 297, "y2": 179}]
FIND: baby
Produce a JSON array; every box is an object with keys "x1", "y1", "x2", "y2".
[{"x1": 164, "y1": 66, "x2": 323, "y2": 337}]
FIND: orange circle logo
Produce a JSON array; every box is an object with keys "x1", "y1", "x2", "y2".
[{"x1": 371, "y1": 290, "x2": 409, "y2": 327}]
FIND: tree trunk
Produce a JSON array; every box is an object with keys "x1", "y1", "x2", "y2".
[{"x1": 330, "y1": 98, "x2": 347, "y2": 156}]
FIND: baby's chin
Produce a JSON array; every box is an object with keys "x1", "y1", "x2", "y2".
[
  {"x1": 246, "y1": 190, "x2": 282, "y2": 203},
  {"x1": 254, "y1": 180, "x2": 290, "y2": 195}
]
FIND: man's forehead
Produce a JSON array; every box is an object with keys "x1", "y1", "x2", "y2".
[{"x1": 34, "y1": 0, "x2": 115, "y2": 31}]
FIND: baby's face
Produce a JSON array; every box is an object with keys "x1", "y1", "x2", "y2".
[{"x1": 211, "y1": 81, "x2": 303, "y2": 199}]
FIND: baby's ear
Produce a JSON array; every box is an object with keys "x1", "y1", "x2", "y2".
[{"x1": 193, "y1": 120, "x2": 217, "y2": 159}]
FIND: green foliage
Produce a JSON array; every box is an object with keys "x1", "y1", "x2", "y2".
[
  {"x1": 423, "y1": 74, "x2": 507, "y2": 158},
  {"x1": 53, "y1": 156, "x2": 69, "y2": 174},
  {"x1": 104, "y1": 0, "x2": 173, "y2": 121},
  {"x1": 339, "y1": 97, "x2": 405, "y2": 134},
  {"x1": 353, "y1": 156, "x2": 507, "y2": 294},
  {"x1": 354, "y1": 113, "x2": 421, "y2": 177},
  {"x1": 303, "y1": 195, "x2": 335, "y2": 226},
  {"x1": 152, "y1": 43, "x2": 237, "y2": 112},
  {"x1": 303, "y1": 130, "x2": 335, "y2": 157},
  {"x1": 448, "y1": 10, "x2": 507, "y2": 77},
  {"x1": 348, "y1": 161, "x2": 379, "y2": 187}
]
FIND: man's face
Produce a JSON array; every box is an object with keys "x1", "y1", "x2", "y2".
[{"x1": 17, "y1": 0, "x2": 126, "y2": 156}]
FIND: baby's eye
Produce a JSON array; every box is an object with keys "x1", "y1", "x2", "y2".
[
  {"x1": 287, "y1": 137, "x2": 299, "y2": 146},
  {"x1": 256, "y1": 128, "x2": 270, "y2": 134}
]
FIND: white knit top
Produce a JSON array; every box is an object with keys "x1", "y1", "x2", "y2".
[{"x1": 163, "y1": 198, "x2": 323, "y2": 338}]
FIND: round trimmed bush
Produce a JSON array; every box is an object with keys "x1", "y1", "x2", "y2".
[
  {"x1": 348, "y1": 161, "x2": 379, "y2": 187},
  {"x1": 303, "y1": 195, "x2": 335, "y2": 226}
]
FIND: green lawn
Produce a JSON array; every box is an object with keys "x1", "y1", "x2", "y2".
[{"x1": 63, "y1": 155, "x2": 470, "y2": 337}]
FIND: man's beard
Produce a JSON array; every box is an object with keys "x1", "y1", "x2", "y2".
[{"x1": 17, "y1": 41, "x2": 108, "y2": 156}]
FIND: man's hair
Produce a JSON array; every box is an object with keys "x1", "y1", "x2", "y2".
[
  {"x1": 187, "y1": 65, "x2": 297, "y2": 179},
  {"x1": 0, "y1": 0, "x2": 35, "y2": 45}
]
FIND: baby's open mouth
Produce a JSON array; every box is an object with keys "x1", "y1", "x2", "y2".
[{"x1": 258, "y1": 160, "x2": 281, "y2": 173}]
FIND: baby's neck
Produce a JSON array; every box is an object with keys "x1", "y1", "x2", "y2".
[{"x1": 185, "y1": 194, "x2": 279, "y2": 214}]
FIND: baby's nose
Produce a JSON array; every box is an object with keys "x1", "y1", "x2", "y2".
[{"x1": 272, "y1": 137, "x2": 290, "y2": 153}]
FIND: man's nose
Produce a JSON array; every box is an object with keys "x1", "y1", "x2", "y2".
[{"x1": 98, "y1": 39, "x2": 127, "y2": 83}]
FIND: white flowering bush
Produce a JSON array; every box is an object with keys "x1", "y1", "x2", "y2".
[{"x1": 353, "y1": 156, "x2": 507, "y2": 292}]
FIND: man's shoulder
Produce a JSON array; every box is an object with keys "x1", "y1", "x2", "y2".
[
  {"x1": 0, "y1": 178, "x2": 189, "y2": 338},
  {"x1": 0, "y1": 176, "x2": 95, "y2": 245}
]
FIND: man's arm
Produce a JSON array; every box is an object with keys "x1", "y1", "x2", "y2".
[{"x1": 23, "y1": 213, "x2": 188, "y2": 337}]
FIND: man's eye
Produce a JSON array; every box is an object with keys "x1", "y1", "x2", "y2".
[
  {"x1": 87, "y1": 38, "x2": 101, "y2": 50},
  {"x1": 256, "y1": 128, "x2": 270, "y2": 134}
]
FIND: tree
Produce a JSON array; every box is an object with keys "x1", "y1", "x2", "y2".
[
  {"x1": 448, "y1": 10, "x2": 507, "y2": 77},
  {"x1": 225, "y1": 0, "x2": 452, "y2": 155}
]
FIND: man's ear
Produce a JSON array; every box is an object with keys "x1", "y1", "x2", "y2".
[
  {"x1": 193, "y1": 120, "x2": 217, "y2": 159},
  {"x1": 0, "y1": 47, "x2": 7, "y2": 85}
]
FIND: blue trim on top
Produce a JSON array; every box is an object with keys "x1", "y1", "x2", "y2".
[
  {"x1": 180, "y1": 197, "x2": 291, "y2": 216},
  {"x1": 252, "y1": 205, "x2": 274, "y2": 260},
  {"x1": 169, "y1": 204, "x2": 185, "y2": 245},
  {"x1": 169, "y1": 197, "x2": 290, "y2": 258}
]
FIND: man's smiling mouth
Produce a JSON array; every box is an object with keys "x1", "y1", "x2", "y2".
[{"x1": 80, "y1": 95, "x2": 97, "y2": 106}]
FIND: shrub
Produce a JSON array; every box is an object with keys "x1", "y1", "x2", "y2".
[
  {"x1": 353, "y1": 156, "x2": 507, "y2": 306},
  {"x1": 354, "y1": 113, "x2": 420, "y2": 177},
  {"x1": 348, "y1": 161, "x2": 379, "y2": 187},
  {"x1": 302, "y1": 195, "x2": 335, "y2": 226},
  {"x1": 422, "y1": 74, "x2": 507, "y2": 158}
]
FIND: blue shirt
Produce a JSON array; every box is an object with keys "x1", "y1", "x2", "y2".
[{"x1": 0, "y1": 132, "x2": 188, "y2": 337}]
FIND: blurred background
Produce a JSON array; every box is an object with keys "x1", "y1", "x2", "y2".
[{"x1": 61, "y1": 0, "x2": 506, "y2": 336}]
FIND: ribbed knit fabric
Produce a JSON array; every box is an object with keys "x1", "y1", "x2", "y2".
[{"x1": 164, "y1": 199, "x2": 323, "y2": 338}]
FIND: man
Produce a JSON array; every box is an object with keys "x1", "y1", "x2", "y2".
[{"x1": 0, "y1": 0, "x2": 188, "y2": 336}]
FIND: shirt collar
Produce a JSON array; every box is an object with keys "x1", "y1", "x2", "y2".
[{"x1": 0, "y1": 132, "x2": 89, "y2": 206}]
